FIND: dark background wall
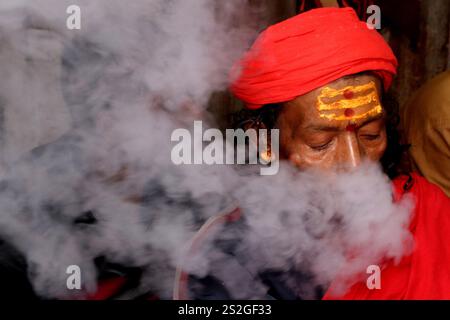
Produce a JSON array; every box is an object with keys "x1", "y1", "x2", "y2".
[{"x1": 381, "y1": 0, "x2": 450, "y2": 108}]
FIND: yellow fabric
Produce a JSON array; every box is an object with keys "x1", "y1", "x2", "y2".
[{"x1": 402, "y1": 71, "x2": 450, "y2": 197}]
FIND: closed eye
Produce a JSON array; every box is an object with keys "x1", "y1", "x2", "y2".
[
  {"x1": 310, "y1": 140, "x2": 332, "y2": 151},
  {"x1": 360, "y1": 134, "x2": 381, "y2": 141}
]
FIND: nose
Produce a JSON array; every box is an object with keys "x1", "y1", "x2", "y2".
[{"x1": 338, "y1": 132, "x2": 362, "y2": 170}]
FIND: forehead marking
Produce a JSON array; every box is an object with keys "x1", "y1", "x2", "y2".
[{"x1": 316, "y1": 81, "x2": 382, "y2": 121}]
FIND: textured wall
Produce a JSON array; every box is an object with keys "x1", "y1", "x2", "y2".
[{"x1": 385, "y1": 0, "x2": 450, "y2": 109}]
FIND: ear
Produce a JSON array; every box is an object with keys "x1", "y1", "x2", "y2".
[{"x1": 242, "y1": 120, "x2": 272, "y2": 163}]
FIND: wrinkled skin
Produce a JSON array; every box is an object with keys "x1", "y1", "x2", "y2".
[{"x1": 276, "y1": 74, "x2": 387, "y2": 171}]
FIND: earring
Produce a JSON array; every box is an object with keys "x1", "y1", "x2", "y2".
[{"x1": 259, "y1": 149, "x2": 273, "y2": 164}]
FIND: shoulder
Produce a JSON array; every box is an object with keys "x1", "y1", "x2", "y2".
[
  {"x1": 173, "y1": 206, "x2": 244, "y2": 300},
  {"x1": 393, "y1": 173, "x2": 448, "y2": 199},
  {"x1": 173, "y1": 206, "x2": 318, "y2": 300},
  {"x1": 393, "y1": 173, "x2": 450, "y2": 225}
]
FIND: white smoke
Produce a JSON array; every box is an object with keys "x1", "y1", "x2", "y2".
[
  {"x1": 0, "y1": 0, "x2": 414, "y2": 300},
  {"x1": 236, "y1": 162, "x2": 414, "y2": 297},
  {"x1": 178, "y1": 162, "x2": 414, "y2": 299}
]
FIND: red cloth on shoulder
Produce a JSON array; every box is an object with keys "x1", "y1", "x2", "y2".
[
  {"x1": 323, "y1": 173, "x2": 450, "y2": 300},
  {"x1": 230, "y1": 7, "x2": 397, "y2": 109},
  {"x1": 86, "y1": 276, "x2": 127, "y2": 300}
]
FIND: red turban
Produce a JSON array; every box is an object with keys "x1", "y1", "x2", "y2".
[{"x1": 230, "y1": 8, "x2": 398, "y2": 110}]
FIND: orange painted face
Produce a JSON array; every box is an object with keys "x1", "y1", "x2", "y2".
[{"x1": 277, "y1": 74, "x2": 387, "y2": 171}]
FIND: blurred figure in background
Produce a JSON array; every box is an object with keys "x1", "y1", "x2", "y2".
[{"x1": 402, "y1": 71, "x2": 450, "y2": 197}]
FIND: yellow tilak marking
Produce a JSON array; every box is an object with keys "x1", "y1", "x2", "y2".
[
  {"x1": 318, "y1": 81, "x2": 377, "y2": 100},
  {"x1": 319, "y1": 94, "x2": 378, "y2": 111},
  {"x1": 316, "y1": 81, "x2": 382, "y2": 121},
  {"x1": 319, "y1": 105, "x2": 383, "y2": 121}
]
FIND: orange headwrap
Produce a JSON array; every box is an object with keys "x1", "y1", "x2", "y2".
[{"x1": 230, "y1": 8, "x2": 398, "y2": 109}]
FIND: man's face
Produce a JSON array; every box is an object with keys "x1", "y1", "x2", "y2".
[{"x1": 277, "y1": 75, "x2": 387, "y2": 171}]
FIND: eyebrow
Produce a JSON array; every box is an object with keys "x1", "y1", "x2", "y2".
[
  {"x1": 303, "y1": 113, "x2": 385, "y2": 132},
  {"x1": 358, "y1": 113, "x2": 385, "y2": 127},
  {"x1": 304, "y1": 124, "x2": 341, "y2": 132}
]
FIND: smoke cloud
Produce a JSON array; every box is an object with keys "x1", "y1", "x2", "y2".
[{"x1": 0, "y1": 0, "x2": 414, "y2": 300}]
